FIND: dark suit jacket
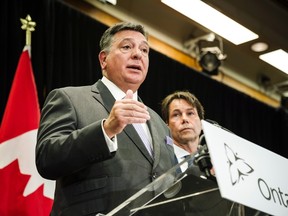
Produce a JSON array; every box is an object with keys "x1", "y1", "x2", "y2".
[{"x1": 36, "y1": 80, "x2": 175, "y2": 216}]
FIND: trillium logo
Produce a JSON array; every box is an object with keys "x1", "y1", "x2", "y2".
[{"x1": 224, "y1": 143, "x2": 254, "y2": 186}]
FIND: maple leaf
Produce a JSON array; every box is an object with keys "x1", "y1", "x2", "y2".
[{"x1": 0, "y1": 129, "x2": 55, "y2": 199}]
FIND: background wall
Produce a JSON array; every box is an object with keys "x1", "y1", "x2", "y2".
[{"x1": 1, "y1": 0, "x2": 288, "y2": 158}]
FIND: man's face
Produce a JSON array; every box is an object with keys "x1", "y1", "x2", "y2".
[
  {"x1": 99, "y1": 30, "x2": 149, "y2": 92},
  {"x1": 167, "y1": 99, "x2": 202, "y2": 145}
]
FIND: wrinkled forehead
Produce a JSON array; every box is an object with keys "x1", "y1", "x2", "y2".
[
  {"x1": 112, "y1": 30, "x2": 149, "y2": 46},
  {"x1": 170, "y1": 98, "x2": 195, "y2": 109}
]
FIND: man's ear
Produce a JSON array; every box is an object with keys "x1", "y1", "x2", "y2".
[{"x1": 98, "y1": 51, "x2": 107, "y2": 69}]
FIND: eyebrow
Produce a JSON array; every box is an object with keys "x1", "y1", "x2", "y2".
[
  {"x1": 171, "y1": 107, "x2": 195, "y2": 113},
  {"x1": 120, "y1": 38, "x2": 149, "y2": 46}
]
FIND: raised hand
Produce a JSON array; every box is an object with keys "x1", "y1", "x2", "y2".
[{"x1": 103, "y1": 89, "x2": 150, "y2": 138}]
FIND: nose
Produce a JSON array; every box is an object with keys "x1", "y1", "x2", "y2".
[
  {"x1": 131, "y1": 48, "x2": 142, "y2": 59},
  {"x1": 181, "y1": 114, "x2": 189, "y2": 123}
]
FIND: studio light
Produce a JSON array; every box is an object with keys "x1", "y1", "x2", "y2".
[
  {"x1": 184, "y1": 33, "x2": 227, "y2": 76},
  {"x1": 199, "y1": 51, "x2": 221, "y2": 75}
]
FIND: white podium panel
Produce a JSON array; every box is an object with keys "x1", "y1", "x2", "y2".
[{"x1": 202, "y1": 120, "x2": 288, "y2": 216}]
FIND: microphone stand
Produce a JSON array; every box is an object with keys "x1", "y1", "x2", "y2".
[{"x1": 194, "y1": 135, "x2": 216, "y2": 182}]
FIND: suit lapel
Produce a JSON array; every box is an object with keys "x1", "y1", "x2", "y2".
[{"x1": 92, "y1": 80, "x2": 115, "y2": 112}]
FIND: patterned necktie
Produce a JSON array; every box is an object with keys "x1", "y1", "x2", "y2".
[
  {"x1": 133, "y1": 123, "x2": 154, "y2": 158},
  {"x1": 184, "y1": 155, "x2": 194, "y2": 168}
]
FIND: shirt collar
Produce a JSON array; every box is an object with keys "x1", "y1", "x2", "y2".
[
  {"x1": 173, "y1": 144, "x2": 190, "y2": 160},
  {"x1": 101, "y1": 76, "x2": 138, "y2": 101}
]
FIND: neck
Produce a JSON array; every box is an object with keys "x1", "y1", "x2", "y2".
[{"x1": 175, "y1": 139, "x2": 199, "y2": 154}]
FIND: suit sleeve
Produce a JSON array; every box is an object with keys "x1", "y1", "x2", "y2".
[{"x1": 36, "y1": 89, "x2": 113, "y2": 180}]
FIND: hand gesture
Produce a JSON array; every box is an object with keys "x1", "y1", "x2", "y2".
[{"x1": 103, "y1": 89, "x2": 150, "y2": 138}]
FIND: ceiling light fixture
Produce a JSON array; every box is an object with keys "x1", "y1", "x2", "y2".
[
  {"x1": 161, "y1": 0, "x2": 259, "y2": 45},
  {"x1": 251, "y1": 42, "x2": 269, "y2": 52},
  {"x1": 259, "y1": 49, "x2": 288, "y2": 75},
  {"x1": 98, "y1": 0, "x2": 117, "y2": 5}
]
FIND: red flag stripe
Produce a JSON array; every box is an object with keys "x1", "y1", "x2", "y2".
[
  {"x1": 0, "y1": 47, "x2": 39, "y2": 143},
  {"x1": 0, "y1": 46, "x2": 54, "y2": 216}
]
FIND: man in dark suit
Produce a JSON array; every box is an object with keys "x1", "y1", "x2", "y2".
[
  {"x1": 159, "y1": 91, "x2": 232, "y2": 216},
  {"x1": 36, "y1": 22, "x2": 176, "y2": 216}
]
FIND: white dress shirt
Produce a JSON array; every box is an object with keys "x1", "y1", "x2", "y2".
[{"x1": 173, "y1": 144, "x2": 192, "y2": 172}]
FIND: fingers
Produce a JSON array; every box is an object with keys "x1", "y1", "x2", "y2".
[
  {"x1": 122, "y1": 104, "x2": 150, "y2": 122},
  {"x1": 118, "y1": 89, "x2": 150, "y2": 122},
  {"x1": 122, "y1": 89, "x2": 147, "y2": 110},
  {"x1": 103, "y1": 89, "x2": 150, "y2": 137},
  {"x1": 125, "y1": 89, "x2": 133, "y2": 99}
]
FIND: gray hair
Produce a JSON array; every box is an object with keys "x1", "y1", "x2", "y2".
[{"x1": 99, "y1": 22, "x2": 148, "y2": 52}]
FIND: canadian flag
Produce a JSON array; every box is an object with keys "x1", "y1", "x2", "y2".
[{"x1": 0, "y1": 46, "x2": 55, "y2": 215}]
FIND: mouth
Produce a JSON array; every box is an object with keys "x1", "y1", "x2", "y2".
[
  {"x1": 127, "y1": 64, "x2": 142, "y2": 72},
  {"x1": 181, "y1": 128, "x2": 192, "y2": 132}
]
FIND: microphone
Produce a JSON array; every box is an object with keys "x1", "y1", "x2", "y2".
[
  {"x1": 194, "y1": 119, "x2": 232, "y2": 181},
  {"x1": 194, "y1": 134, "x2": 215, "y2": 181}
]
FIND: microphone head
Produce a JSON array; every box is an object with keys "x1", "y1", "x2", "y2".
[
  {"x1": 198, "y1": 134, "x2": 206, "y2": 147},
  {"x1": 197, "y1": 134, "x2": 208, "y2": 154}
]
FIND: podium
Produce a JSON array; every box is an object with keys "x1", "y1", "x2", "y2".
[
  {"x1": 99, "y1": 156, "x2": 265, "y2": 215},
  {"x1": 98, "y1": 120, "x2": 288, "y2": 216}
]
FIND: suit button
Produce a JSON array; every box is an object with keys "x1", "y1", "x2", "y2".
[{"x1": 152, "y1": 172, "x2": 157, "y2": 180}]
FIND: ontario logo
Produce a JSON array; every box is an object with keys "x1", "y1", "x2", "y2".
[
  {"x1": 224, "y1": 143, "x2": 288, "y2": 212},
  {"x1": 224, "y1": 143, "x2": 254, "y2": 186}
]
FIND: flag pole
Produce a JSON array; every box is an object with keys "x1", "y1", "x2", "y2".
[{"x1": 20, "y1": 14, "x2": 36, "y2": 46}]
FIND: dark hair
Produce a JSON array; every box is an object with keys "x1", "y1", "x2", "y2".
[
  {"x1": 161, "y1": 90, "x2": 205, "y2": 122},
  {"x1": 99, "y1": 22, "x2": 148, "y2": 52}
]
